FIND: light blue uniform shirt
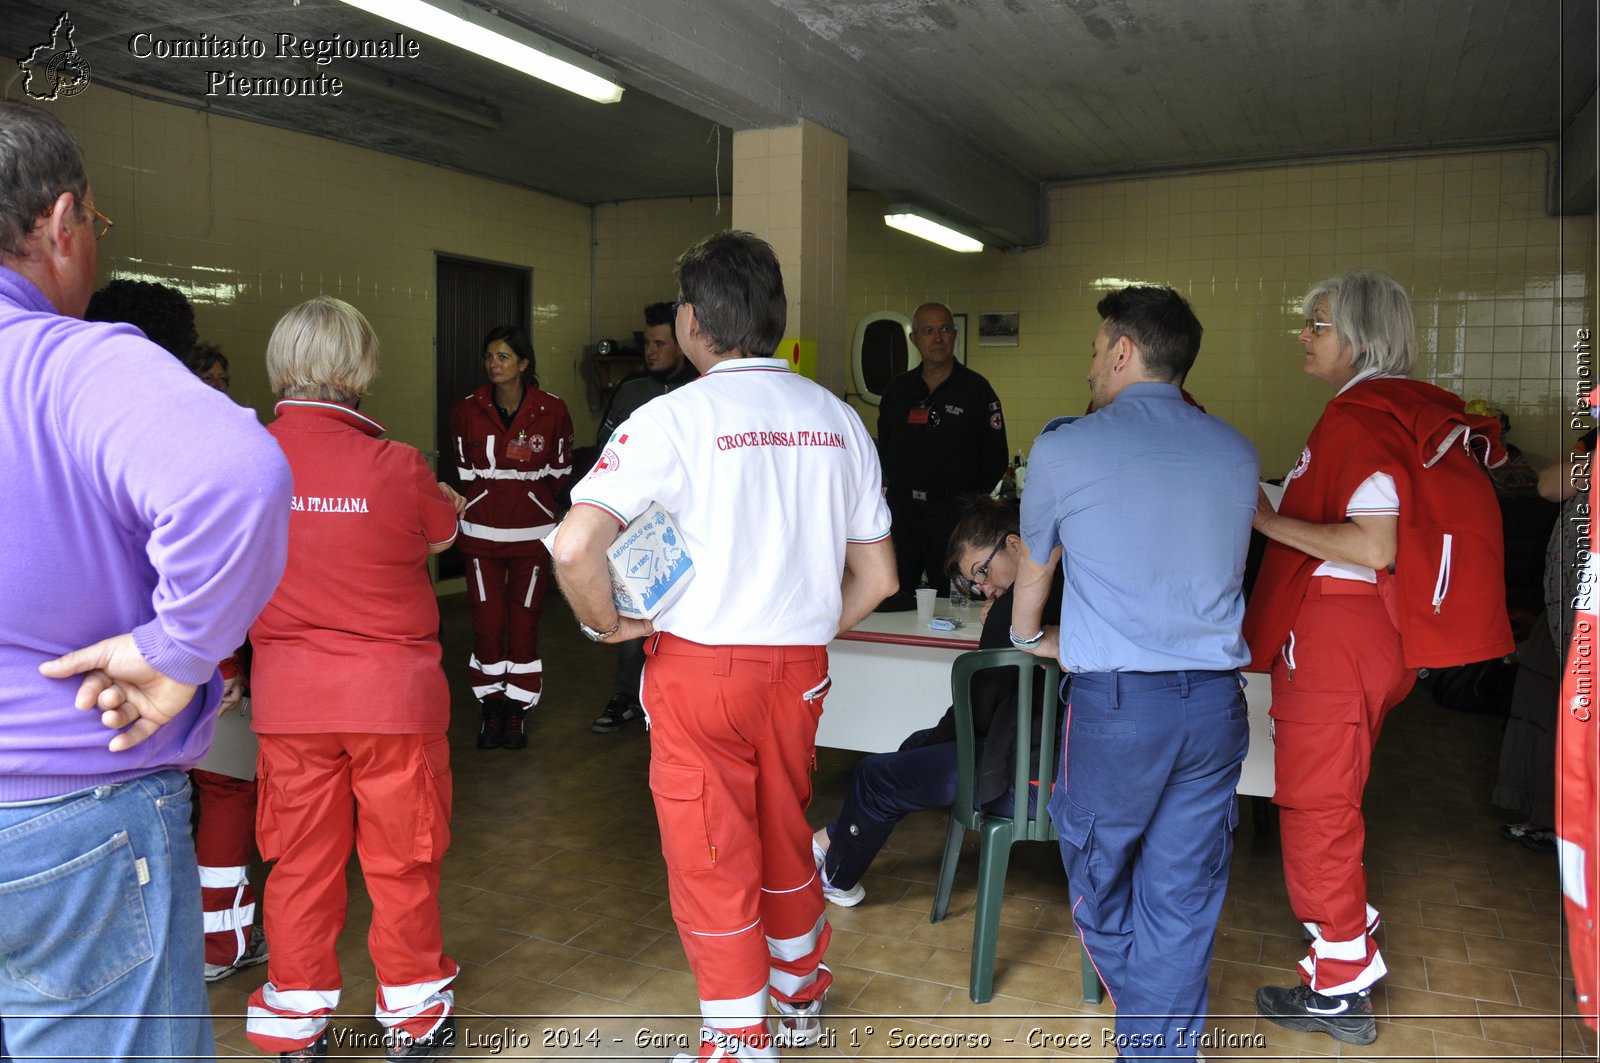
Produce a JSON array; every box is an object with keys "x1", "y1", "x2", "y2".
[{"x1": 1021, "y1": 382, "x2": 1259, "y2": 673}]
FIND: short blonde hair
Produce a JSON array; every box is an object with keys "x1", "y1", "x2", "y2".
[{"x1": 266, "y1": 296, "x2": 379, "y2": 403}]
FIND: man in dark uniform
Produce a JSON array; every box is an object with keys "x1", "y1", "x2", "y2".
[
  {"x1": 590, "y1": 301, "x2": 699, "y2": 733},
  {"x1": 594, "y1": 301, "x2": 700, "y2": 446},
  {"x1": 877, "y1": 302, "x2": 1008, "y2": 607}
]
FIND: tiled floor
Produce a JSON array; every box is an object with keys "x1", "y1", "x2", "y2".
[{"x1": 210, "y1": 595, "x2": 1596, "y2": 1060}]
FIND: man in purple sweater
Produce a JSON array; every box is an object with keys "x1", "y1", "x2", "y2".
[{"x1": 0, "y1": 102, "x2": 292, "y2": 1061}]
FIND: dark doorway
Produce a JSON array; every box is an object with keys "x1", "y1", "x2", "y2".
[{"x1": 435, "y1": 255, "x2": 531, "y2": 581}]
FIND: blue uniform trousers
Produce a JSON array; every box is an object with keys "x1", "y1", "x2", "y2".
[{"x1": 1051, "y1": 670, "x2": 1247, "y2": 1062}]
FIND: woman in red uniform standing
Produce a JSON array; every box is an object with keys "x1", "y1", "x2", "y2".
[
  {"x1": 451, "y1": 326, "x2": 574, "y2": 750},
  {"x1": 245, "y1": 297, "x2": 464, "y2": 1061},
  {"x1": 1244, "y1": 271, "x2": 1513, "y2": 1046}
]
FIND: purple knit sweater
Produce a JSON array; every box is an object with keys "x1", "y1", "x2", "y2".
[{"x1": 0, "y1": 267, "x2": 291, "y2": 800}]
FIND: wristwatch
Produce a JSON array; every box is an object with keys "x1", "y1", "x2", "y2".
[{"x1": 579, "y1": 617, "x2": 621, "y2": 642}]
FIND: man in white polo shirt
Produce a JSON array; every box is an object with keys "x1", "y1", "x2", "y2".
[{"x1": 553, "y1": 231, "x2": 896, "y2": 1062}]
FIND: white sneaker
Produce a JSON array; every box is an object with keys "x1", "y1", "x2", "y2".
[
  {"x1": 775, "y1": 964, "x2": 829, "y2": 1048},
  {"x1": 774, "y1": 997, "x2": 823, "y2": 1047},
  {"x1": 205, "y1": 924, "x2": 268, "y2": 982},
  {"x1": 812, "y1": 840, "x2": 864, "y2": 907}
]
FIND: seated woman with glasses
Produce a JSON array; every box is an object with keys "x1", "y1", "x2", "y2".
[{"x1": 812, "y1": 496, "x2": 1065, "y2": 906}]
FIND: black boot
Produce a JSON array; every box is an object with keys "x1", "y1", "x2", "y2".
[
  {"x1": 475, "y1": 701, "x2": 503, "y2": 750},
  {"x1": 502, "y1": 706, "x2": 528, "y2": 750}
]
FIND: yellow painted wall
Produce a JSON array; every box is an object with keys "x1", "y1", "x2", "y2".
[
  {"x1": 43, "y1": 85, "x2": 1598, "y2": 482},
  {"x1": 587, "y1": 196, "x2": 724, "y2": 438},
  {"x1": 849, "y1": 150, "x2": 1596, "y2": 475},
  {"x1": 49, "y1": 86, "x2": 593, "y2": 458}
]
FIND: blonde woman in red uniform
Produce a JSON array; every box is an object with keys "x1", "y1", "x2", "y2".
[
  {"x1": 246, "y1": 297, "x2": 464, "y2": 1061},
  {"x1": 1245, "y1": 271, "x2": 1513, "y2": 1045},
  {"x1": 451, "y1": 326, "x2": 574, "y2": 750}
]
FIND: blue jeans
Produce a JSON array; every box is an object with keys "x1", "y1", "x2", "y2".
[
  {"x1": 0, "y1": 770, "x2": 212, "y2": 1062},
  {"x1": 1051, "y1": 670, "x2": 1248, "y2": 1062}
]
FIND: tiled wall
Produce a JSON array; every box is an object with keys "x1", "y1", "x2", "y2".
[
  {"x1": 589, "y1": 196, "x2": 723, "y2": 434},
  {"x1": 50, "y1": 87, "x2": 592, "y2": 455},
  {"x1": 45, "y1": 85, "x2": 1598, "y2": 481},
  {"x1": 849, "y1": 149, "x2": 1597, "y2": 475},
  {"x1": 733, "y1": 120, "x2": 851, "y2": 392}
]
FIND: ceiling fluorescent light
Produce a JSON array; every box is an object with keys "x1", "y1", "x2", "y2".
[
  {"x1": 336, "y1": 0, "x2": 625, "y2": 104},
  {"x1": 883, "y1": 204, "x2": 984, "y2": 253}
]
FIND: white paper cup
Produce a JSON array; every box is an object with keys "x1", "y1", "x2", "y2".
[{"x1": 915, "y1": 587, "x2": 937, "y2": 622}]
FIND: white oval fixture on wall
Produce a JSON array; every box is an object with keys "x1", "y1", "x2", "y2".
[{"x1": 852, "y1": 311, "x2": 912, "y2": 406}]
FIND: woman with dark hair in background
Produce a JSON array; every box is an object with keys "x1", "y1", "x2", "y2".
[
  {"x1": 190, "y1": 341, "x2": 231, "y2": 391},
  {"x1": 450, "y1": 326, "x2": 574, "y2": 750}
]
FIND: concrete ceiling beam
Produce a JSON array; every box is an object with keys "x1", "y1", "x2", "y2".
[{"x1": 502, "y1": 0, "x2": 1043, "y2": 246}]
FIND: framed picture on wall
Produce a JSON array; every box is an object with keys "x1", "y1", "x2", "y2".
[
  {"x1": 951, "y1": 313, "x2": 968, "y2": 364},
  {"x1": 978, "y1": 311, "x2": 1019, "y2": 347}
]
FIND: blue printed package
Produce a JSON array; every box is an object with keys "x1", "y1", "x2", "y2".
[
  {"x1": 605, "y1": 502, "x2": 694, "y2": 617},
  {"x1": 546, "y1": 502, "x2": 695, "y2": 619}
]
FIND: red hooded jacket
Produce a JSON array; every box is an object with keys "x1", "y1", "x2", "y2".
[
  {"x1": 1559, "y1": 390, "x2": 1598, "y2": 1030},
  {"x1": 1244, "y1": 376, "x2": 1515, "y2": 672}
]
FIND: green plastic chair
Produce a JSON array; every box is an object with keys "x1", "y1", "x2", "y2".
[{"x1": 929, "y1": 648, "x2": 1103, "y2": 1005}]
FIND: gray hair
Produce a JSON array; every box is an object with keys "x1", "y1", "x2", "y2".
[
  {"x1": 1301, "y1": 271, "x2": 1417, "y2": 377},
  {"x1": 675, "y1": 231, "x2": 786, "y2": 358},
  {"x1": 266, "y1": 296, "x2": 380, "y2": 404},
  {"x1": 0, "y1": 101, "x2": 89, "y2": 258}
]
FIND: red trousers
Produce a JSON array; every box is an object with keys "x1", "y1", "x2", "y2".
[
  {"x1": 246, "y1": 732, "x2": 456, "y2": 1053},
  {"x1": 644, "y1": 633, "x2": 834, "y2": 1033},
  {"x1": 465, "y1": 550, "x2": 549, "y2": 707},
  {"x1": 1270, "y1": 577, "x2": 1415, "y2": 995},
  {"x1": 193, "y1": 768, "x2": 259, "y2": 968}
]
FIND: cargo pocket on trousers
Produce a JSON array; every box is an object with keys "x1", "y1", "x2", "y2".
[
  {"x1": 649, "y1": 760, "x2": 715, "y2": 871},
  {"x1": 1268, "y1": 692, "x2": 1365, "y2": 811},
  {"x1": 411, "y1": 735, "x2": 454, "y2": 865},
  {"x1": 1056, "y1": 797, "x2": 1102, "y2": 895},
  {"x1": 254, "y1": 754, "x2": 283, "y2": 863},
  {"x1": 1209, "y1": 795, "x2": 1241, "y2": 883}
]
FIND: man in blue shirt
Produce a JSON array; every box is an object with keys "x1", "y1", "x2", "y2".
[{"x1": 1010, "y1": 286, "x2": 1258, "y2": 1062}]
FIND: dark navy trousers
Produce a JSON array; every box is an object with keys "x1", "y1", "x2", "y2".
[
  {"x1": 1050, "y1": 669, "x2": 1248, "y2": 1062},
  {"x1": 826, "y1": 727, "x2": 1027, "y2": 891}
]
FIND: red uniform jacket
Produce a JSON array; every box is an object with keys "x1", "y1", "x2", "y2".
[
  {"x1": 1560, "y1": 391, "x2": 1599, "y2": 1030},
  {"x1": 1244, "y1": 376, "x2": 1514, "y2": 672},
  {"x1": 450, "y1": 384, "x2": 574, "y2": 559},
  {"x1": 251, "y1": 401, "x2": 458, "y2": 733}
]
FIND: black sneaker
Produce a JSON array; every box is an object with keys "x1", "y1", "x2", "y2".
[
  {"x1": 591, "y1": 693, "x2": 644, "y2": 733},
  {"x1": 385, "y1": 1014, "x2": 456, "y2": 1061},
  {"x1": 501, "y1": 707, "x2": 528, "y2": 750},
  {"x1": 475, "y1": 703, "x2": 502, "y2": 750},
  {"x1": 281, "y1": 1032, "x2": 329, "y2": 1061},
  {"x1": 1256, "y1": 983, "x2": 1376, "y2": 1045}
]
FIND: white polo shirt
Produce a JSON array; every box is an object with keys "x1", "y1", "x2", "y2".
[{"x1": 570, "y1": 357, "x2": 891, "y2": 647}]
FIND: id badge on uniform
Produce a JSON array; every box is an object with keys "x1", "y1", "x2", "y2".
[
  {"x1": 506, "y1": 432, "x2": 533, "y2": 461},
  {"x1": 907, "y1": 408, "x2": 930, "y2": 426}
]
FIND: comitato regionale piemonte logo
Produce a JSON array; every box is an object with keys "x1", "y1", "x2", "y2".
[{"x1": 18, "y1": 12, "x2": 93, "y2": 101}]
